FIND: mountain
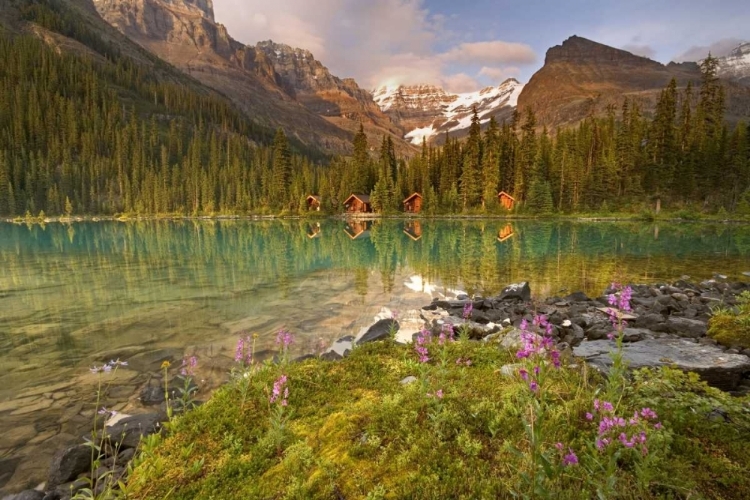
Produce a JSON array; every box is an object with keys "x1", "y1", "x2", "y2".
[
  {"x1": 517, "y1": 35, "x2": 750, "y2": 130},
  {"x1": 91, "y1": 0, "x2": 408, "y2": 154},
  {"x1": 714, "y1": 41, "x2": 750, "y2": 86},
  {"x1": 373, "y1": 79, "x2": 524, "y2": 145}
]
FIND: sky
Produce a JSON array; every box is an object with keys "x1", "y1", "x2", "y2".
[{"x1": 212, "y1": 0, "x2": 749, "y2": 93}]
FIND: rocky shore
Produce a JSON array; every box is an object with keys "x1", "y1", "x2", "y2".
[{"x1": 4, "y1": 279, "x2": 750, "y2": 499}]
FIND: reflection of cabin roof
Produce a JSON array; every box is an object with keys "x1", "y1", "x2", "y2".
[
  {"x1": 307, "y1": 195, "x2": 321, "y2": 202},
  {"x1": 344, "y1": 228, "x2": 371, "y2": 240},
  {"x1": 403, "y1": 229, "x2": 422, "y2": 241},
  {"x1": 403, "y1": 192, "x2": 422, "y2": 203},
  {"x1": 498, "y1": 191, "x2": 516, "y2": 201},
  {"x1": 344, "y1": 194, "x2": 371, "y2": 205}
]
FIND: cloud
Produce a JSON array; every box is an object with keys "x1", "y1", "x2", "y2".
[
  {"x1": 674, "y1": 38, "x2": 744, "y2": 62},
  {"x1": 440, "y1": 41, "x2": 537, "y2": 65},
  {"x1": 212, "y1": 0, "x2": 537, "y2": 91},
  {"x1": 478, "y1": 66, "x2": 520, "y2": 83},
  {"x1": 621, "y1": 44, "x2": 656, "y2": 59}
]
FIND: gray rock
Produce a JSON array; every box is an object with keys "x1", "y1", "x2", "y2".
[
  {"x1": 47, "y1": 444, "x2": 92, "y2": 489},
  {"x1": 399, "y1": 376, "x2": 417, "y2": 385},
  {"x1": 500, "y1": 329, "x2": 540, "y2": 351},
  {"x1": 498, "y1": 282, "x2": 531, "y2": 302},
  {"x1": 499, "y1": 364, "x2": 524, "y2": 378},
  {"x1": 573, "y1": 338, "x2": 750, "y2": 391},
  {"x1": 621, "y1": 328, "x2": 650, "y2": 343},
  {"x1": 665, "y1": 317, "x2": 707, "y2": 338},
  {"x1": 634, "y1": 313, "x2": 666, "y2": 330},
  {"x1": 357, "y1": 319, "x2": 399, "y2": 345},
  {"x1": 564, "y1": 291, "x2": 590, "y2": 303},
  {"x1": 320, "y1": 350, "x2": 343, "y2": 362},
  {"x1": 4, "y1": 491, "x2": 45, "y2": 500},
  {"x1": 671, "y1": 293, "x2": 690, "y2": 302},
  {"x1": 102, "y1": 413, "x2": 163, "y2": 449}
]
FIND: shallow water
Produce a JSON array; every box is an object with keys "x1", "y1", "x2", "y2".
[{"x1": 1, "y1": 218, "x2": 750, "y2": 491}]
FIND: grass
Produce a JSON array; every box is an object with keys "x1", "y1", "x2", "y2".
[
  {"x1": 708, "y1": 291, "x2": 750, "y2": 350},
  {"x1": 123, "y1": 339, "x2": 750, "y2": 499}
]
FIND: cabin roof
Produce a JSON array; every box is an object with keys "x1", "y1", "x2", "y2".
[
  {"x1": 307, "y1": 195, "x2": 321, "y2": 202},
  {"x1": 498, "y1": 191, "x2": 516, "y2": 201},
  {"x1": 403, "y1": 192, "x2": 423, "y2": 203},
  {"x1": 344, "y1": 193, "x2": 371, "y2": 204}
]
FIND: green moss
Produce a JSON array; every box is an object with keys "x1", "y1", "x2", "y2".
[
  {"x1": 125, "y1": 341, "x2": 750, "y2": 499},
  {"x1": 708, "y1": 292, "x2": 750, "y2": 349}
]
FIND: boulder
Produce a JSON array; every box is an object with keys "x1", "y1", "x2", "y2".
[
  {"x1": 573, "y1": 338, "x2": 750, "y2": 391},
  {"x1": 500, "y1": 329, "x2": 540, "y2": 351},
  {"x1": 634, "y1": 313, "x2": 666, "y2": 330},
  {"x1": 497, "y1": 282, "x2": 531, "y2": 302},
  {"x1": 357, "y1": 319, "x2": 399, "y2": 345},
  {"x1": 47, "y1": 444, "x2": 91, "y2": 489},
  {"x1": 101, "y1": 413, "x2": 163, "y2": 449},
  {"x1": 665, "y1": 317, "x2": 707, "y2": 338},
  {"x1": 564, "y1": 291, "x2": 590, "y2": 303}
]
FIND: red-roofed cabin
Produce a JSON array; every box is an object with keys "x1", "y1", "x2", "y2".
[
  {"x1": 498, "y1": 191, "x2": 516, "y2": 210},
  {"x1": 403, "y1": 192, "x2": 423, "y2": 213},
  {"x1": 306, "y1": 195, "x2": 321, "y2": 211},
  {"x1": 343, "y1": 194, "x2": 372, "y2": 213}
]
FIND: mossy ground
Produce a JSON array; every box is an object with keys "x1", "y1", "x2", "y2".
[
  {"x1": 708, "y1": 292, "x2": 750, "y2": 350},
  {"x1": 125, "y1": 340, "x2": 750, "y2": 499}
]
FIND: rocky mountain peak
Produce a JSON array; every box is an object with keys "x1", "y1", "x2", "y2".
[{"x1": 546, "y1": 35, "x2": 662, "y2": 68}]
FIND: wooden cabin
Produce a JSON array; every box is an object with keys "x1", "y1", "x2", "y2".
[
  {"x1": 403, "y1": 192, "x2": 423, "y2": 213},
  {"x1": 403, "y1": 220, "x2": 423, "y2": 241},
  {"x1": 498, "y1": 191, "x2": 516, "y2": 210},
  {"x1": 343, "y1": 194, "x2": 372, "y2": 213},
  {"x1": 344, "y1": 220, "x2": 371, "y2": 240},
  {"x1": 497, "y1": 223, "x2": 515, "y2": 242},
  {"x1": 306, "y1": 195, "x2": 321, "y2": 211}
]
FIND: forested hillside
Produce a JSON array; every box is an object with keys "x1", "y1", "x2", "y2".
[{"x1": 0, "y1": 0, "x2": 325, "y2": 216}]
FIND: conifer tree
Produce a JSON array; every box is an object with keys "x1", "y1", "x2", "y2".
[
  {"x1": 460, "y1": 108, "x2": 482, "y2": 209},
  {"x1": 271, "y1": 128, "x2": 292, "y2": 208}
]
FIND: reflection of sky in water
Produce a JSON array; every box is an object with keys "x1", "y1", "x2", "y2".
[{"x1": 1, "y1": 219, "x2": 750, "y2": 390}]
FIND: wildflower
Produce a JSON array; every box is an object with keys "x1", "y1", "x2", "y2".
[
  {"x1": 98, "y1": 407, "x2": 117, "y2": 416},
  {"x1": 529, "y1": 381, "x2": 539, "y2": 392},
  {"x1": 439, "y1": 324, "x2": 455, "y2": 345},
  {"x1": 109, "y1": 359, "x2": 128, "y2": 367},
  {"x1": 555, "y1": 442, "x2": 564, "y2": 451},
  {"x1": 160, "y1": 360, "x2": 171, "y2": 369},
  {"x1": 234, "y1": 336, "x2": 247, "y2": 363},
  {"x1": 102, "y1": 364, "x2": 112, "y2": 373},
  {"x1": 563, "y1": 449, "x2": 579, "y2": 466},
  {"x1": 463, "y1": 302, "x2": 473, "y2": 319},
  {"x1": 640, "y1": 408, "x2": 658, "y2": 420},
  {"x1": 276, "y1": 328, "x2": 294, "y2": 349},
  {"x1": 585, "y1": 412, "x2": 594, "y2": 421},
  {"x1": 391, "y1": 310, "x2": 399, "y2": 320},
  {"x1": 180, "y1": 356, "x2": 198, "y2": 377},
  {"x1": 270, "y1": 375, "x2": 288, "y2": 404},
  {"x1": 89, "y1": 365, "x2": 104, "y2": 374},
  {"x1": 519, "y1": 368, "x2": 529, "y2": 381},
  {"x1": 435, "y1": 389, "x2": 444, "y2": 399},
  {"x1": 415, "y1": 328, "x2": 432, "y2": 363}
]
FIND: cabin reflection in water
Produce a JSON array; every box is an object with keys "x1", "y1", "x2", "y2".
[
  {"x1": 306, "y1": 222, "x2": 322, "y2": 239},
  {"x1": 403, "y1": 220, "x2": 423, "y2": 241},
  {"x1": 344, "y1": 220, "x2": 372, "y2": 240},
  {"x1": 497, "y1": 223, "x2": 515, "y2": 242}
]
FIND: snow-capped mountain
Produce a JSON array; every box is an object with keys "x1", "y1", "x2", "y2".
[
  {"x1": 373, "y1": 79, "x2": 525, "y2": 145},
  {"x1": 714, "y1": 42, "x2": 750, "y2": 85}
]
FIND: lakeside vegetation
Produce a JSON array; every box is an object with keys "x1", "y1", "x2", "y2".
[{"x1": 122, "y1": 337, "x2": 750, "y2": 499}]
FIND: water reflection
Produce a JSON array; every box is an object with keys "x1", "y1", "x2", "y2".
[{"x1": 1, "y1": 219, "x2": 750, "y2": 490}]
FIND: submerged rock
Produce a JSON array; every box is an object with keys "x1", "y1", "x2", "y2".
[
  {"x1": 357, "y1": 319, "x2": 399, "y2": 345},
  {"x1": 573, "y1": 338, "x2": 750, "y2": 391}
]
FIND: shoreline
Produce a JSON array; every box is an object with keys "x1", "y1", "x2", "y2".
[{"x1": 3, "y1": 213, "x2": 750, "y2": 225}]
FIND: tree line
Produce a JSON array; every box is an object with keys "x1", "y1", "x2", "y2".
[{"x1": 1, "y1": 0, "x2": 749, "y2": 217}]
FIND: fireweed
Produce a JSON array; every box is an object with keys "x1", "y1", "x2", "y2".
[
  {"x1": 174, "y1": 355, "x2": 199, "y2": 412},
  {"x1": 276, "y1": 328, "x2": 294, "y2": 365},
  {"x1": 268, "y1": 374, "x2": 290, "y2": 453},
  {"x1": 583, "y1": 399, "x2": 665, "y2": 496},
  {"x1": 512, "y1": 314, "x2": 571, "y2": 497},
  {"x1": 605, "y1": 283, "x2": 633, "y2": 399}
]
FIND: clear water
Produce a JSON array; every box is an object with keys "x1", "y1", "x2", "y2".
[{"x1": 1, "y1": 218, "x2": 750, "y2": 491}]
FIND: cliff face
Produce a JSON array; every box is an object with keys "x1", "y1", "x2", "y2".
[
  {"x1": 518, "y1": 35, "x2": 750, "y2": 129},
  {"x1": 92, "y1": 0, "x2": 409, "y2": 154},
  {"x1": 517, "y1": 36, "x2": 700, "y2": 129},
  {"x1": 715, "y1": 42, "x2": 750, "y2": 86}
]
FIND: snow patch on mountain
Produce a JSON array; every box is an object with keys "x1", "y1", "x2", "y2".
[
  {"x1": 715, "y1": 42, "x2": 750, "y2": 83},
  {"x1": 376, "y1": 79, "x2": 524, "y2": 145}
]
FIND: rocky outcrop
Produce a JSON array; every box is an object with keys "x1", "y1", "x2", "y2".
[
  {"x1": 517, "y1": 35, "x2": 750, "y2": 130},
  {"x1": 91, "y1": 0, "x2": 409, "y2": 154},
  {"x1": 714, "y1": 42, "x2": 750, "y2": 86}
]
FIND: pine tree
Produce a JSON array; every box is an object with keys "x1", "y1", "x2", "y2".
[
  {"x1": 460, "y1": 107, "x2": 482, "y2": 209},
  {"x1": 481, "y1": 117, "x2": 500, "y2": 210},
  {"x1": 271, "y1": 128, "x2": 291, "y2": 208}
]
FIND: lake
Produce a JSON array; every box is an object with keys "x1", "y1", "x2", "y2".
[{"x1": 1, "y1": 218, "x2": 750, "y2": 491}]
